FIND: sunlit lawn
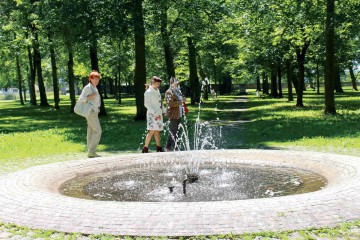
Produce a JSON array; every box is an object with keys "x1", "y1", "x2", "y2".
[
  {"x1": 1, "y1": 87, "x2": 360, "y2": 170},
  {"x1": 238, "y1": 87, "x2": 360, "y2": 156},
  {"x1": 1, "y1": 86, "x2": 360, "y2": 239}
]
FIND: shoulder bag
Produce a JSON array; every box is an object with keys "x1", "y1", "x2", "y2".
[{"x1": 74, "y1": 86, "x2": 94, "y2": 118}]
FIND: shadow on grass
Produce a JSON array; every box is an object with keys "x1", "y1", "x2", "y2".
[
  {"x1": 1, "y1": 90, "x2": 360, "y2": 152},
  {"x1": 0, "y1": 97, "x2": 147, "y2": 152},
  {"x1": 236, "y1": 91, "x2": 360, "y2": 149}
]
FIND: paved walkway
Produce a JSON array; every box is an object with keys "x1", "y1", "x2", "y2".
[{"x1": 0, "y1": 149, "x2": 360, "y2": 237}]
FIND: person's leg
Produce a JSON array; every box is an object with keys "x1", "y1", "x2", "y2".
[
  {"x1": 142, "y1": 130, "x2": 154, "y2": 153},
  {"x1": 166, "y1": 119, "x2": 180, "y2": 150},
  {"x1": 144, "y1": 130, "x2": 155, "y2": 147},
  {"x1": 87, "y1": 112, "x2": 102, "y2": 156},
  {"x1": 173, "y1": 119, "x2": 181, "y2": 150},
  {"x1": 166, "y1": 119, "x2": 177, "y2": 150},
  {"x1": 154, "y1": 131, "x2": 163, "y2": 152},
  {"x1": 154, "y1": 131, "x2": 161, "y2": 146},
  {"x1": 86, "y1": 120, "x2": 92, "y2": 152}
]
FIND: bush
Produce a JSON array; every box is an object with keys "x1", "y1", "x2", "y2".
[{"x1": 0, "y1": 93, "x2": 17, "y2": 100}]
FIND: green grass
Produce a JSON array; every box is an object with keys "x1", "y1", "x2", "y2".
[
  {"x1": 1, "y1": 87, "x2": 360, "y2": 238},
  {"x1": 232, "y1": 88, "x2": 360, "y2": 156}
]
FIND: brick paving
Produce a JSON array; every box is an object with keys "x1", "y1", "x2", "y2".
[{"x1": 0, "y1": 149, "x2": 360, "y2": 237}]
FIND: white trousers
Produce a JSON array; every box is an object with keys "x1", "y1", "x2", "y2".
[{"x1": 86, "y1": 111, "x2": 102, "y2": 154}]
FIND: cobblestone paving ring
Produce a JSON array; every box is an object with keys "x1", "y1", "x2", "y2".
[{"x1": 0, "y1": 149, "x2": 360, "y2": 236}]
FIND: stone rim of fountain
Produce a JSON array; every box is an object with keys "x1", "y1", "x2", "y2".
[{"x1": 0, "y1": 149, "x2": 359, "y2": 236}]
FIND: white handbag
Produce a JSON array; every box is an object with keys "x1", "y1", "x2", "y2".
[
  {"x1": 74, "y1": 100, "x2": 93, "y2": 118},
  {"x1": 74, "y1": 86, "x2": 95, "y2": 118}
]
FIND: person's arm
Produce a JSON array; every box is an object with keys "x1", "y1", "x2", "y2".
[
  {"x1": 166, "y1": 91, "x2": 182, "y2": 108},
  {"x1": 78, "y1": 85, "x2": 93, "y2": 103},
  {"x1": 144, "y1": 91, "x2": 157, "y2": 115}
]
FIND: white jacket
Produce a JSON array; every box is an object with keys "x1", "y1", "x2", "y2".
[
  {"x1": 78, "y1": 83, "x2": 101, "y2": 112},
  {"x1": 144, "y1": 86, "x2": 165, "y2": 116}
]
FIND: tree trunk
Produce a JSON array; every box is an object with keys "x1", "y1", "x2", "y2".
[
  {"x1": 90, "y1": 35, "x2": 107, "y2": 115},
  {"x1": 324, "y1": 0, "x2": 336, "y2": 114},
  {"x1": 67, "y1": 49, "x2": 76, "y2": 112},
  {"x1": 199, "y1": 66, "x2": 208, "y2": 100},
  {"x1": 160, "y1": 2, "x2": 175, "y2": 80},
  {"x1": 15, "y1": 54, "x2": 24, "y2": 105},
  {"x1": 256, "y1": 75, "x2": 261, "y2": 91},
  {"x1": 277, "y1": 61, "x2": 283, "y2": 98},
  {"x1": 26, "y1": 32, "x2": 36, "y2": 105},
  {"x1": 48, "y1": 32, "x2": 60, "y2": 109},
  {"x1": 295, "y1": 43, "x2": 309, "y2": 107},
  {"x1": 103, "y1": 78, "x2": 108, "y2": 98},
  {"x1": 26, "y1": 66, "x2": 31, "y2": 102},
  {"x1": 262, "y1": 72, "x2": 269, "y2": 95},
  {"x1": 90, "y1": 43, "x2": 99, "y2": 72},
  {"x1": 334, "y1": 65, "x2": 344, "y2": 92},
  {"x1": 23, "y1": 77, "x2": 27, "y2": 102},
  {"x1": 348, "y1": 62, "x2": 358, "y2": 91},
  {"x1": 117, "y1": 63, "x2": 122, "y2": 104},
  {"x1": 133, "y1": 0, "x2": 147, "y2": 120},
  {"x1": 33, "y1": 32, "x2": 49, "y2": 106},
  {"x1": 223, "y1": 73, "x2": 232, "y2": 94},
  {"x1": 64, "y1": 29, "x2": 76, "y2": 112},
  {"x1": 286, "y1": 59, "x2": 293, "y2": 101},
  {"x1": 211, "y1": 55, "x2": 218, "y2": 95},
  {"x1": 114, "y1": 75, "x2": 118, "y2": 100},
  {"x1": 316, "y1": 62, "x2": 320, "y2": 94},
  {"x1": 188, "y1": 37, "x2": 200, "y2": 105},
  {"x1": 109, "y1": 78, "x2": 114, "y2": 95},
  {"x1": 270, "y1": 65, "x2": 278, "y2": 97}
]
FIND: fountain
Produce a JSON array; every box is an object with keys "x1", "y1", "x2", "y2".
[
  {"x1": 59, "y1": 79, "x2": 326, "y2": 202},
  {"x1": 1, "y1": 150, "x2": 360, "y2": 236},
  {"x1": 138, "y1": 77, "x2": 222, "y2": 190},
  {"x1": 59, "y1": 156, "x2": 326, "y2": 202}
]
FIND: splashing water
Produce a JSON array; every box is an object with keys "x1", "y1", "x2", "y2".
[
  {"x1": 173, "y1": 77, "x2": 222, "y2": 153},
  {"x1": 139, "y1": 77, "x2": 223, "y2": 185},
  {"x1": 170, "y1": 78, "x2": 222, "y2": 177}
]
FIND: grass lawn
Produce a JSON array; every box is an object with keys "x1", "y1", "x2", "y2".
[{"x1": 1, "y1": 87, "x2": 360, "y2": 239}]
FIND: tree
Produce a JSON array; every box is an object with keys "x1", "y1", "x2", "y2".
[
  {"x1": 324, "y1": 0, "x2": 336, "y2": 114},
  {"x1": 47, "y1": 31, "x2": 60, "y2": 109},
  {"x1": 29, "y1": 0, "x2": 49, "y2": 106},
  {"x1": 15, "y1": 35, "x2": 25, "y2": 105},
  {"x1": 152, "y1": 0, "x2": 176, "y2": 80},
  {"x1": 188, "y1": 37, "x2": 200, "y2": 104},
  {"x1": 133, "y1": 0, "x2": 147, "y2": 120}
]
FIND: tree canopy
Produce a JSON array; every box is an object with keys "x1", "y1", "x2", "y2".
[{"x1": 0, "y1": 0, "x2": 359, "y2": 114}]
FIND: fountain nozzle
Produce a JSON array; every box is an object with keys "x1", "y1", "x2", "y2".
[
  {"x1": 187, "y1": 173, "x2": 199, "y2": 183},
  {"x1": 182, "y1": 174, "x2": 199, "y2": 194}
]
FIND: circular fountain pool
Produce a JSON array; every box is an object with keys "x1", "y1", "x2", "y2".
[
  {"x1": 0, "y1": 149, "x2": 360, "y2": 236},
  {"x1": 60, "y1": 163, "x2": 326, "y2": 202}
]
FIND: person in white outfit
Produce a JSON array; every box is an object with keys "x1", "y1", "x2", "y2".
[
  {"x1": 78, "y1": 70, "x2": 102, "y2": 158},
  {"x1": 142, "y1": 76, "x2": 166, "y2": 153}
]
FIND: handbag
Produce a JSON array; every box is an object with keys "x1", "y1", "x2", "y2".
[
  {"x1": 183, "y1": 102, "x2": 189, "y2": 115},
  {"x1": 74, "y1": 86, "x2": 95, "y2": 118},
  {"x1": 74, "y1": 101, "x2": 93, "y2": 118}
]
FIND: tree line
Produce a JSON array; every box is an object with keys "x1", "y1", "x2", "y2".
[{"x1": 0, "y1": 0, "x2": 359, "y2": 118}]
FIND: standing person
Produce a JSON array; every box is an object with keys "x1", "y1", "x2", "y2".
[
  {"x1": 78, "y1": 70, "x2": 102, "y2": 158},
  {"x1": 142, "y1": 76, "x2": 166, "y2": 153},
  {"x1": 165, "y1": 77, "x2": 186, "y2": 151}
]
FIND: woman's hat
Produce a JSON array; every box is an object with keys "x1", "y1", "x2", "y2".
[{"x1": 152, "y1": 76, "x2": 162, "y2": 82}]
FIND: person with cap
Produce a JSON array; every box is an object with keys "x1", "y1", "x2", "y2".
[
  {"x1": 142, "y1": 76, "x2": 166, "y2": 153},
  {"x1": 165, "y1": 77, "x2": 186, "y2": 151},
  {"x1": 78, "y1": 70, "x2": 102, "y2": 158}
]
